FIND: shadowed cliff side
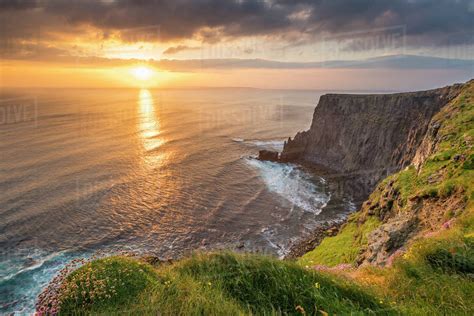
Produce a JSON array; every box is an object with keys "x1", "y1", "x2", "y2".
[
  {"x1": 299, "y1": 79, "x2": 473, "y2": 268},
  {"x1": 281, "y1": 84, "x2": 464, "y2": 188}
]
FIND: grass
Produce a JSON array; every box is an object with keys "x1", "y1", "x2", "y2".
[
  {"x1": 296, "y1": 80, "x2": 474, "y2": 315},
  {"x1": 57, "y1": 257, "x2": 159, "y2": 314},
  {"x1": 45, "y1": 247, "x2": 474, "y2": 315},
  {"x1": 298, "y1": 215, "x2": 380, "y2": 267},
  {"x1": 368, "y1": 222, "x2": 474, "y2": 315},
  {"x1": 174, "y1": 253, "x2": 390, "y2": 315},
  {"x1": 300, "y1": 80, "x2": 474, "y2": 268},
  {"x1": 52, "y1": 252, "x2": 395, "y2": 315}
]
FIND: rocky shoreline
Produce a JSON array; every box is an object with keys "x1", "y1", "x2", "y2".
[
  {"x1": 256, "y1": 150, "x2": 368, "y2": 260},
  {"x1": 284, "y1": 220, "x2": 344, "y2": 259}
]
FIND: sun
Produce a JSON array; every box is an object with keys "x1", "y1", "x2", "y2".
[{"x1": 131, "y1": 66, "x2": 154, "y2": 81}]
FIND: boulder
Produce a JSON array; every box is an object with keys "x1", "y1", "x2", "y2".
[{"x1": 358, "y1": 215, "x2": 418, "y2": 266}]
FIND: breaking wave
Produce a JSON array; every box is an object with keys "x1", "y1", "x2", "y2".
[{"x1": 245, "y1": 158, "x2": 330, "y2": 214}]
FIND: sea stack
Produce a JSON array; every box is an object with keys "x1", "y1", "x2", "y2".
[{"x1": 258, "y1": 150, "x2": 279, "y2": 162}]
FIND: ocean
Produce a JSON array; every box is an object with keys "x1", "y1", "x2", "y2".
[{"x1": 0, "y1": 88, "x2": 356, "y2": 313}]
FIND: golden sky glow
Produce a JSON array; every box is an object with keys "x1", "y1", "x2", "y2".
[
  {"x1": 0, "y1": 59, "x2": 471, "y2": 91},
  {"x1": 0, "y1": 1, "x2": 472, "y2": 90}
]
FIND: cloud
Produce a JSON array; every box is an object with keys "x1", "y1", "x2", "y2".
[
  {"x1": 0, "y1": 0, "x2": 38, "y2": 10},
  {"x1": 0, "y1": 0, "x2": 472, "y2": 57},
  {"x1": 163, "y1": 45, "x2": 200, "y2": 55},
  {"x1": 2, "y1": 41, "x2": 472, "y2": 73}
]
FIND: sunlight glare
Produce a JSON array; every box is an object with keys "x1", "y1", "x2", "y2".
[
  {"x1": 132, "y1": 66, "x2": 154, "y2": 81},
  {"x1": 138, "y1": 89, "x2": 165, "y2": 154}
]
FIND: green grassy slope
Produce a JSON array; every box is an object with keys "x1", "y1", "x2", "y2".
[
  {"x1": 299, "y1": 216, "x2": 380, "y2": 267},
  {"x1": 301, "y1": 80, "x2": 473, "y2": 268},
  {"x1": 298, "y1": 80, "x2": 474, "y2": 314},
  {"x1": 39, "y1": 253, "x2": 394, "y2": 315}
]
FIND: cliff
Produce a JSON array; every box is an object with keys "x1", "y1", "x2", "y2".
[
  {"x1": 281, "y1": 84, "x2": 463, "y2": 187},
  {"x1": 299, "y1": 79, "x2": 473, "y2": 267}
]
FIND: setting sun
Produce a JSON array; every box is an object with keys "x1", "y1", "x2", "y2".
[{"x1": 131, "y1": 66, "x2": 154, "y2": 81}]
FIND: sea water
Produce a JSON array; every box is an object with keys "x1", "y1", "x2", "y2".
[{"x1": 0, "y1": 88, "x2": 355, "y2": 313}]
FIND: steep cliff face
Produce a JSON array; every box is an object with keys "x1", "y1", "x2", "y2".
[
  {"x1": 298, "y1": 80, "x2": 473, "y2": 267},
  {"x1": 357, "y1": 81, "x2": 473, "y2": 265},
  {"x1": 281, "y1": 85, "x2": 463, "y2": 186}
]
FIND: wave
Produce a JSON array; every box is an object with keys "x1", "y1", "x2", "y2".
[
  {"x1": 232, "y1": 138, "x2": 285, "y2": 151},
  {"x1": 0, "y1": 250, "x2": 86, "y2": 314},
  {"x1": 0, "y1": 251, "x2": 67, "y2": 284},
  {"x1": 245, "y1": 158, "x2": 330, "y2": 215}
]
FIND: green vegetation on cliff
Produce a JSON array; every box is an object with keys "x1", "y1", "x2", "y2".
[
  {"x1": 300, "y1": 79, "x2": 473, "y2": 266},
  {"x1": 298, "y1": 80, "x2": 474, "y2": 314},
  {"x1": 299, "y1": 216, "x2": 380, "y2": 267}
]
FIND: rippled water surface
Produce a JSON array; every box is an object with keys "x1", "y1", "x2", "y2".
[{"x1": 0, "y1": 88, "x2": 355, "y2": 313}]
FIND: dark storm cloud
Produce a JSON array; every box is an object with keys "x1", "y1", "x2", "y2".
[
  {"x1": 0, "y1": 0, "x2": 473, "y2": 54},
  {"x1": 39, "y1": 0, "x2": 292, "y2": 41},
  {"x1": 0, "y1": 0, "x2": 38, "y2": 10}
]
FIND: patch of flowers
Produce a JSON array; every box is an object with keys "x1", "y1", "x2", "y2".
[{"x1": 35, "y1": 250, "x2": 134, "y2": 315}]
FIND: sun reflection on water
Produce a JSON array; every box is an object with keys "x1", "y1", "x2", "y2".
[{"x1": 138, "y1": 89, "x2": 166, "y2": 166}]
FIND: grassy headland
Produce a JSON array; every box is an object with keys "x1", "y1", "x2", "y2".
[
  {"x1": 299, "y1": 80, "x2": 474, "y2": 314},
  {"x1": 38, "y1": 252, "x2": 394, "y2": 315}
]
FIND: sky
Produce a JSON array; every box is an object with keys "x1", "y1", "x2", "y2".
[{"x1": 0, "y1": 0, "x2": 473, "y2": 90}]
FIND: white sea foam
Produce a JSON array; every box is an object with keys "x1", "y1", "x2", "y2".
[
  {"x1": 232, "y1": 138, "x2": 285, "y2": 151},
  {"x1": 247, "y1": 140, "x2": 285, "y2": 151},
  {"x1": 0, "y1": 250, "x2": 79, "y2": 314},
  {"x1": 245, "y1": 158, "x2": 330, "y2": 214},
  {"x1": 0, "y1": 251, "x2": 66, "y2": 283},
  {"x1": 260, "y1": 226, "x2": 286, "y2": 257}
]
